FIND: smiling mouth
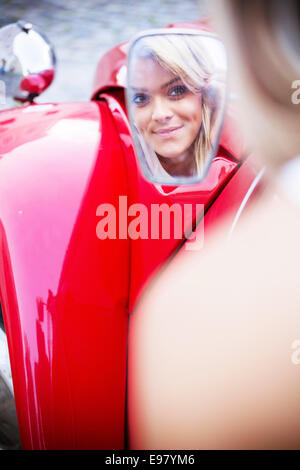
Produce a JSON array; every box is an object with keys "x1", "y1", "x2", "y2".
[{"x1": 153, "y1": 125, "x2": 184, "y2": 136}]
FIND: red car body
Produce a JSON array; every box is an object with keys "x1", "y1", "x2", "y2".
[{"x1": 0, "y1": 21, "x2": 261, "y2": 449}]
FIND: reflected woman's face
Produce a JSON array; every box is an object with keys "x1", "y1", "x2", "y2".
[{"x1": 131, "y1": 58, "x2": 203, "y2": 167}]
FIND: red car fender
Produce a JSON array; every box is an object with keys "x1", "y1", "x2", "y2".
[{"x1": 0, "y1": 101, "x2": 130, "y2": 449}]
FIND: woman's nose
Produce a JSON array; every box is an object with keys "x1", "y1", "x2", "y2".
[{"x1": 151, "y1": 98, "x2": 173, "y2": 122}]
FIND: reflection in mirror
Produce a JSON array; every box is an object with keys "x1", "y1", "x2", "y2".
[
  {"x1": 126, "y1": 31, "x2": 227, "y2": 185},
  {"x1": 0, "y1": 21, "x2": 56, "y2": 107}
]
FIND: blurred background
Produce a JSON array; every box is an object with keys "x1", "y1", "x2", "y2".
[{"x1": 0, "y1": 0, "x2": 208, "y2": 103}]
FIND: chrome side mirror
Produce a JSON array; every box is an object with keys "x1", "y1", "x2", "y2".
[
  {"x1": 0, "y1": 21, "x2": 56, "y2": 107},
  {"x1": 126, "y1": 29, "x2": 228, "y2": 185}
]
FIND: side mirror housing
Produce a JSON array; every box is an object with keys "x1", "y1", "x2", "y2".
[
  {"x1": 126, "y1": 29, "x2": 228, "y2": 185},
  {"x1": 0, "y1": 21, "x2": 56, "y2": 107}
]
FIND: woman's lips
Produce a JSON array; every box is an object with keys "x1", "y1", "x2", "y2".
[{"x1": 153, "y1": 125, "x2": 183, "y2": 136}]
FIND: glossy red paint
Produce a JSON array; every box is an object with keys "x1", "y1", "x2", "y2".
[
  {"x1": 92, "y1": 42, "x2": 128, "y2": 98},
  {"x1": 0, "y1": 101, "x2": 130, "y2": 449},
  {"x1": 18, "y1": 70, "x2": 55, "y2": 101},
  {"x1": 20, "y1": 74, "x2": 48, "y2": 94}
]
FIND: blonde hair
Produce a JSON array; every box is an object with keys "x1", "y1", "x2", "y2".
[{"x1": 132, "y1": 33, "x2": 223, "y2": 175}]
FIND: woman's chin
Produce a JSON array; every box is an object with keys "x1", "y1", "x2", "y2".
[{"x1": 156, "y1": 150, "x2": 188, "y2": 163}]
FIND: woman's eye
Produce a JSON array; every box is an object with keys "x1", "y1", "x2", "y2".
[
  {"x1": 132, "y1": 93, "x2": 150, "y2": 106},
  {"x1": 168, "y1": 85, "x2": 188, "y2": 98}
]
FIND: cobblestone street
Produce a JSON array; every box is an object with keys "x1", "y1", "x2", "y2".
[{"x1": 0, "y1": 0, "x2": 208, "y2": 103}]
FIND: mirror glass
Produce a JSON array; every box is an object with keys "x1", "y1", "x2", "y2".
[
  {"x1": 0, "y1": 21, "x2": 56, "y2": 106},
  {"x1": 126, "y1": 31, "x2": 227, "y2": 185}
]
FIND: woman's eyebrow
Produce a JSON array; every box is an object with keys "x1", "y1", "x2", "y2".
[
  {"x1": 130, "y1": 77, "x2": 181, "y2": 92},
  {"x1": 161, "y1": 77, "x2": 181, "y2": 89},
  {"x1": 131, "y1": 86, "x2": 148, "y2": 92}
]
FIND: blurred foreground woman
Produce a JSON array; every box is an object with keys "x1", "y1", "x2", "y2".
[{"x1": 127, "y1": 0, "x2": 300, "y2": 449}]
